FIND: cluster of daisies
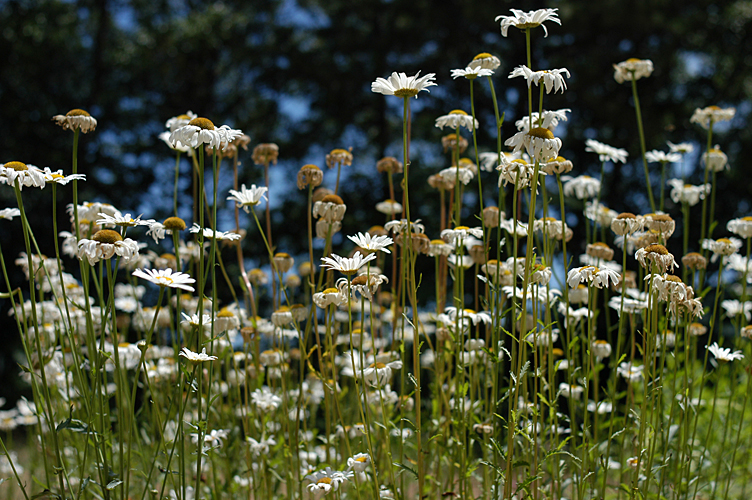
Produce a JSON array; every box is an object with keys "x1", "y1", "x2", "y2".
[{"x1": 1, "y1": 6, "x2": 750, "y2": 500}]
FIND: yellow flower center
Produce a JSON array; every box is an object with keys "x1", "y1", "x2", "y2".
[
  {"x1": 473, "y1": 52, "x2": 494, "y2": 60},
  {"x1": 393, "y1": 88, "x2": 420, "y2": 98},
  {"x1": 163, "y1": 216, "x2": 187, "y2": 231},
  {"x1": 528, "y1": 127, "x2": 555, "y2": 140},
  {"x1": 92, "y1": 229, "x2": 123, "y2": 244},
  {"x1": 66, "y1": 109, "x2": 91, "y2": 116},
  {"x1": 371, "y1": 362, "x2": 387, "y2": 369},
  {"x1": 188, "y1": 117, "x2": 215, "y2": 130},
  {"x1": 644, "y1": 244, "x2": 669, "y2": 255},
  {"x1": 317, "y1": 478, "x2": 333, "y2": 485},
  {"x1": 322, "y1": 287, "x2": 339, "y2": 294},
  {"x1": 217, "y1": 308, "x2": 235, "y2": 318},
  {"x1": 321, "y1": 194, "x2": 344, "y2": 204},
  {"x1": 4, "y1": 161, "x2": 28, "y2": 171},
  {"x1": 449, "y1": 109, "x2": 468, "y2": 115}
]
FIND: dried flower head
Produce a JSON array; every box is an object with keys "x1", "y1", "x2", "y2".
[
  {"x1": 297, "y1": 164, "x2": 323, "y2": 190},
  {"x1": 252, "y1": 143, "x2": 280, "y2": 165}
]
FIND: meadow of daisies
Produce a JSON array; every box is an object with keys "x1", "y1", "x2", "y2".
[{"x1": 1, "y1": 7, "x2": 751, "y2": 500}]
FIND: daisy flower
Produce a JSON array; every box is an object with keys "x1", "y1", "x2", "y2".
[
  {"x1": 227, "y1": 184, "x2": 268, "y2": 212},
  {"x1": 165, "y1": 111, "x2": 197, "y2": 132},
  {"x1": 496, "y1": 8, "x2": 561, "y2": 37},
  {"x1": 441, "y1": 226, "x2": 484, "y2": 245},
  {"x1": 667, "y1": 141, "x2": 694, "y2": 154},
  {"x1": 1, "y1": 162, "x2": 47, "y2": 190},
  {"x1": 52, "y1": 108, "x2": 97, "y2": 133},
  {"x1": 435, "y1": 110, "x2": 478, "y2": 131},
  {"x1": 645, "y1": 150, "x2": 681, "y2": 163},
  {"x1": 707, "y1": 342, "x2": 744, "y2": 363},
  {"x1": 96, "y1": 212, "x2": 146, "y2": 227},
  {"x1": 505, "y1": 127, "x2": 562, "y2": 162},
  {"x1": 438, "y1": 166, "x2": 474, "y2": 186},
  {"x1": 77, "y1": 230, "x2": 140, "y2": 265},
  {"x1": 690, "y1": 106, "x2": 736, "y2": 129},
  {"x1": 667, "y1": 179, "x2": 710, "y2": 206},
  {"x1": 347, "y1": 453, "x2": 371, "y2": 473},
  {"x1": 702, "y1": 146, "x2": 728, "y2": 172},
  {"x1": 450, "y1": 66, "x2": 494, "y2": 79},
  {"x1": 0, "y1": 208, "x2": 20, "y2": 220},
  {"x1": 371, "y1": 71, "x2": 437, "y2": 98},
  {"x1": 509, "y1": 65, "x2": 570, "y2": 94},
  {"x1": 347, "y1": 232, "x2": 393, "y2": 254},
  {"x1": 43, "y1": 168, "x2": 87, "y2": 185},
  {"x1": 467, "y1": 52, "x2": 501, "y2": 71},
  {"x1": 190, "y1": 223, "x2": 241, "y2": 241},
  {"x1": 132, "y1": 268, "x2": 195, "y2": 292},
  {"x1": 362, "y1": 359, "x2": 403, "y2": 387},
  {"x1": 515, "y1": 109, "x2": 571, "y2": 133},
  {"x1": 635, "y1": 244, "x2": 677, "y2": 273},
  {"x1": 179, "y1": 347, "x2": 218, "y2": 364},
  {"x1": 320, "y1": 251, "x2": 376, "y2": 275},
  {"x1": 727, "y1": 217, "x2": 752, "y2": 239},
  {"x1": 169, "y1": 117, "x2": 244, "y2": 151},
  {"x1": 375, "y1": 199, "x2": 403, "y2": 215},
  {"x1": 561, "y1": 175, "x2": 600, "y2": 199},
  {"x1": 702, "y1": 237, "x2": 741, "y2": 257},
  {"x1": 613, "y1": 58, "x2": 654, "y2": 83},
  {"x1": 585, "y1": 139, "x2": 628, "y2": 163}
]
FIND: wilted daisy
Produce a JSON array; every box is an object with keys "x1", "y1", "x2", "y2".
[
  {"x1": 707, "y1": 342, "x2": 744, "y2": 363},
  {"x1": 438, "y1": 166, "x2": 474, "y2": 186},
  {"x1": 227, "y1": 184, "x2": 268, "y2": 212},
  {"x1": 169, "y1": 117, "x2": 243, "y2": 151},
  {"x1": 347, "y1": 232, "x2": 393, "y2": 254},
  {"x1": 635, "y1": 244, "x2": 677, "y2": 273},
  {"x1": 468, "y1": 52, "x2": 501, "y2": 70},
  {"x1": 496, "y1": 8, "x2": 561, "y2": 37},
  {"x1": 312, "y1": 194, "x2": 347, "y2": 222},
  {"x1": 1, "y1": 162, "x2": 47, "y2": 190},
  {"x1": 132, "y1": 268, "x2": 195, "y2": 292},
  {"x1": 690, "y1": 105, "x2": 736, "y2": 129},
  {"x1": 450, "y1": 66, "x2": 494, "y2": 79},
  {"x1": 320, "y1": 251, "x2": 376, "y2": 275},
  {"x1": 435, "y1": 110, "x2": 478, "y2": 131},
  {"x1": 509, "y1": 65, "x2": 570, "y2": 94},
  {"x1": 613, "y1": 58, "x2": 654, "y2": 83},
  {"x1": 52, "y1": 109, "x2": 97, "y2": 133},
  {"x1": 371, "y1": 71, "x2": 437, "y2": 98},
  {"x1": 667, "y1": 179, "x2": 710, "y2": 206},
  {"x1": 505, "y1": 127, "x2": 562, "y2": 162}
]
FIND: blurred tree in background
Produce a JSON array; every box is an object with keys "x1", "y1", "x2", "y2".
[{"x1": 0, "y1": 0, "x2": 750, "y2": 398}]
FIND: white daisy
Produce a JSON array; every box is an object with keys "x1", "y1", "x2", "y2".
[
  {"x1": 467, "y1": 52, "x2": 501, "y2": 71},
  {"x1": 645, "y1": 150, "x2": 681, "y2": 163},
  {"x1": 371, "y1": 71, "x2": 437, "y2": 98},
  {"x1": 132, "y1": 268, "x2": 195, "y2": 292},
  {"x1": 585, "y1": 139, "x2": 628, "y2": 163},
  {"x1": 435, "y1": 110, "x2": 478, "y2": 131},
  {"x1": 509, "y1": 65, "x2": 570, "y2": 94},
  {"x1": 690, "y1": 106, "x2": 736, "y2": 130},
  {"x1": 496, "y1": 8, "x2": 561, "y2": 37},
  {"x1": 169, "y1": 117, "x2": 243, "y2": 151},
  {"x1": 52, "y1": 109, "x2": 97, "y2": 133},
  {"x1": 347, "y1": 232, "x2": 393, "y2": 254},
  {"x1": 179, "y1": 347, "x2": 218, "y2": 364},
  {"x1": 505, "y1": 127, "x2": 562, "y2": 162},
  {"x1": 707, "y1": 342, "x2": 744, "y2": 363},
  {"x1": 227, "y1": 184, "x2": 268, "y2": 212},
  {"x1": 320, "y1": 251, "x2": 377, "y2": 275},
  {"x1": 451, "y1": 66, "x2": 494, "y2": 79},
  {"x1": 613, "y1": 58, "x2": 654, "y2": 83}
]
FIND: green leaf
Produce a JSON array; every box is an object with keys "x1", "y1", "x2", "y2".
[{"x1": 393, "y1": 462, "x2": 418, "y2": 480}]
